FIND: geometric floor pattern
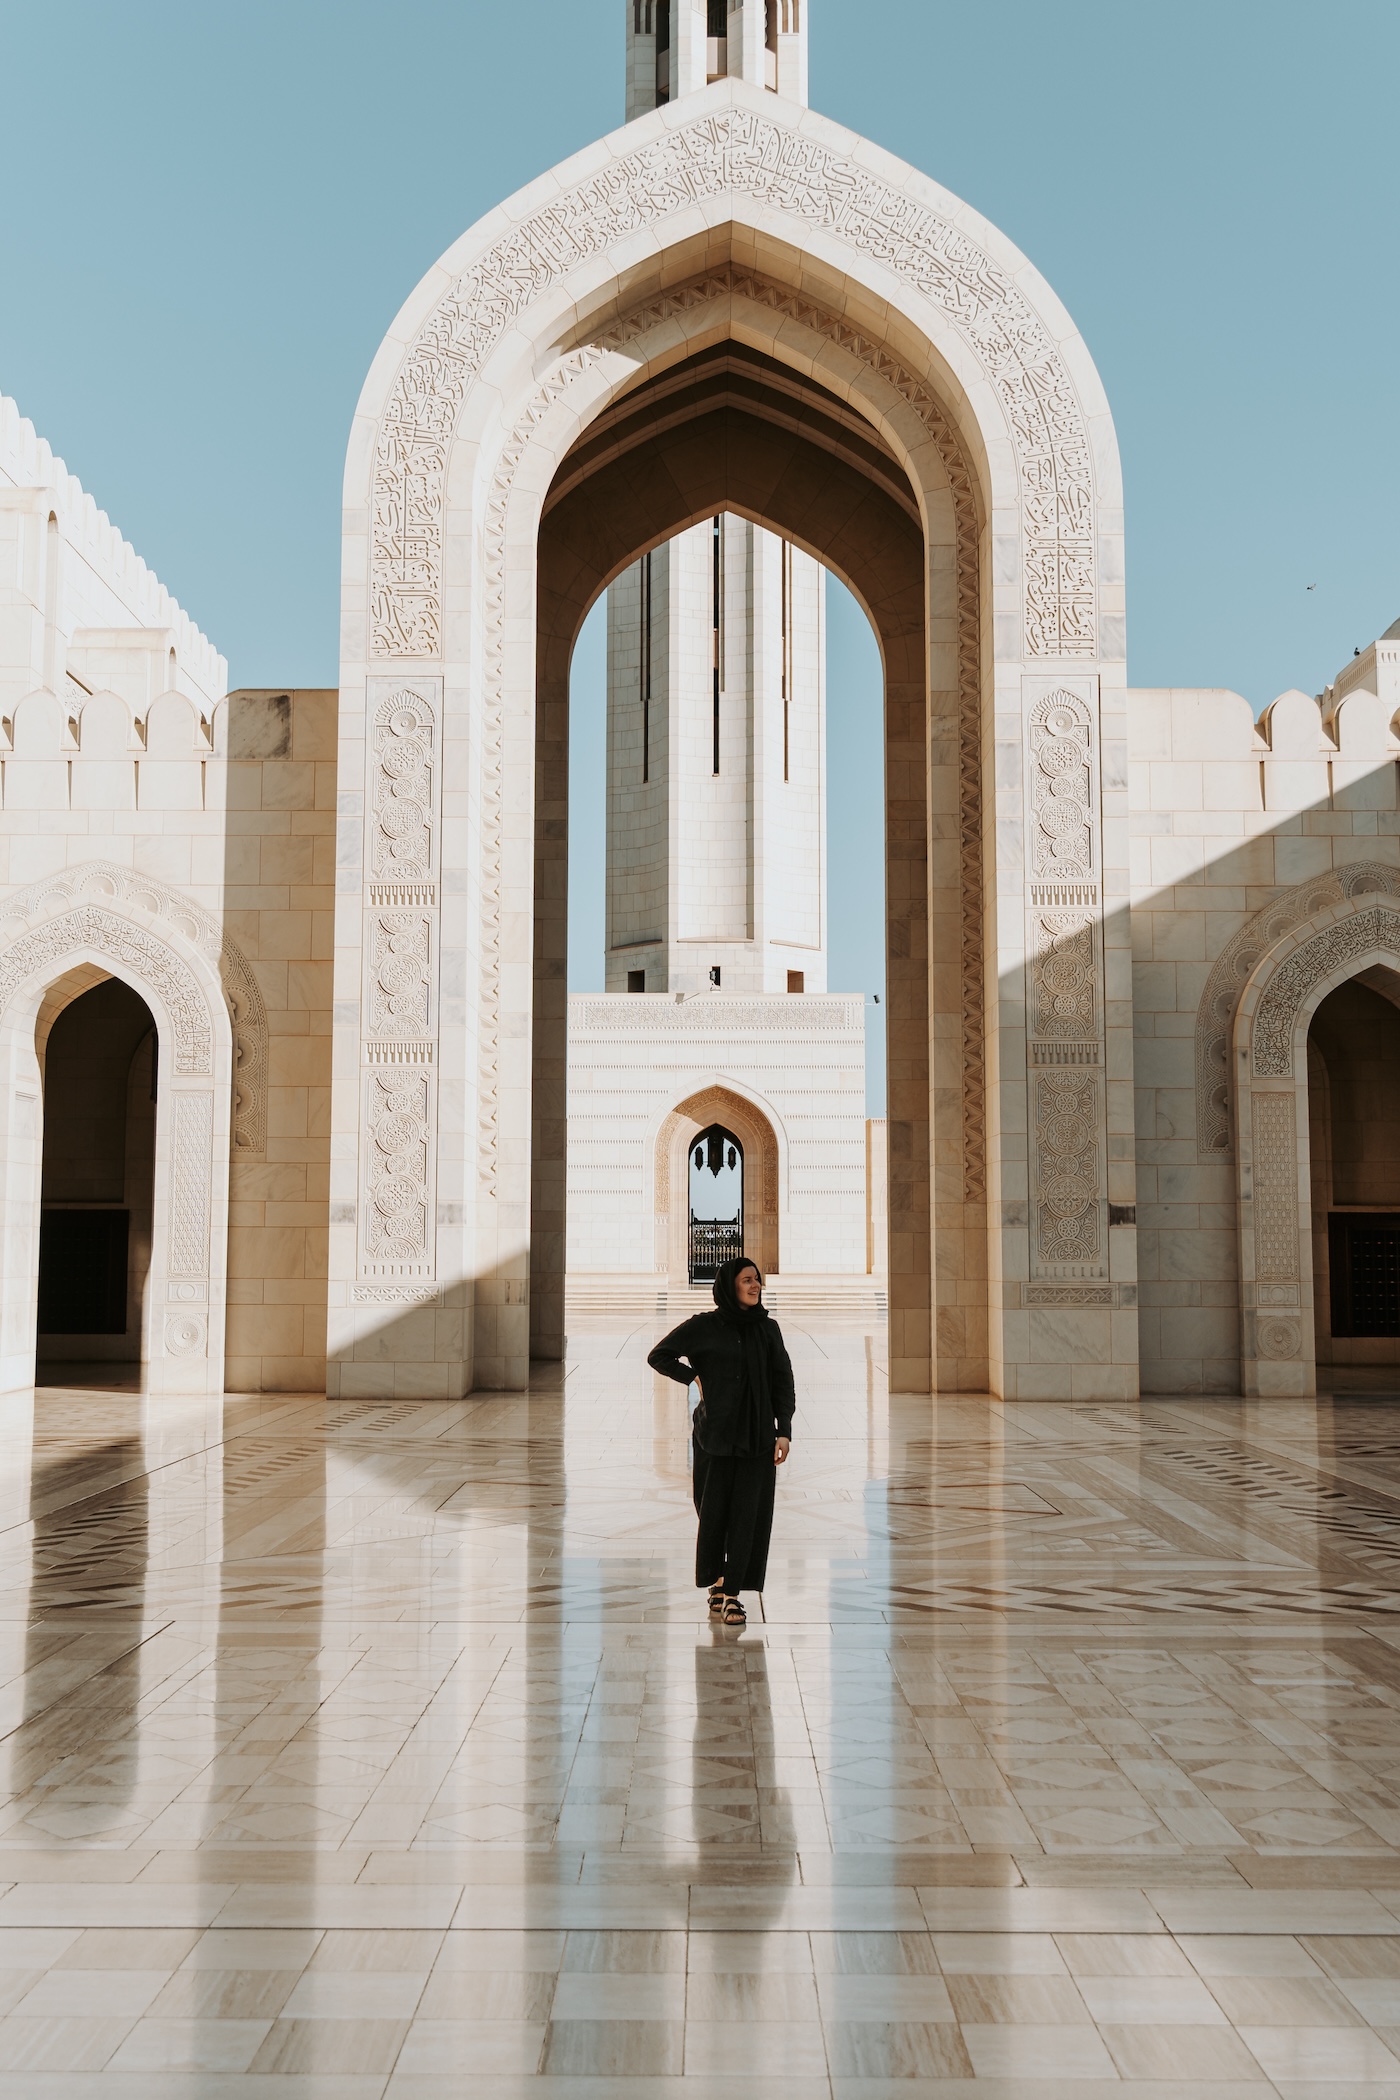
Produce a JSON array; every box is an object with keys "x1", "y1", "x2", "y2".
[{"x1": 3, "y1": 1324, "x2": 1400, "y2": 2089}]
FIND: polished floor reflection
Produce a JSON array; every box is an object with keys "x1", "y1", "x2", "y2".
[{"x1": 2, "y1": 1329, "x2": 1400, "y2": 2090}]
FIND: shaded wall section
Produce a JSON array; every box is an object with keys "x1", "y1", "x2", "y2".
[{"x1": 222, "y1": 689, "x2": 335, "y2": 1393}]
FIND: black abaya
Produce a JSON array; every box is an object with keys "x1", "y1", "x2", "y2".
[
  {"x1": 692, "y1": 1446, "x2": 777, "y2": 1591},
  {"x1": 647, "y1": 1256, "x2": 795, "y2": 1597}
]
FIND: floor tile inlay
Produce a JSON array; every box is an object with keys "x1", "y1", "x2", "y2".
[{"x1": 3, "y1": 1329, "x2": 1400, "y2": 2089}]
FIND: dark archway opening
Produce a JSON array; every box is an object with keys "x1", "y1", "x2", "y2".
[
  {"x1": 37, "y1": 978, "x2": 156, "y2": 1388},
  {"x1": 1307, "y1": 975, "x2": 1400, "y2": 1379}
]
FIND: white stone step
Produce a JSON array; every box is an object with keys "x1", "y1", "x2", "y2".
[{"x1": 564, "y1": 1276, "x2": 887, "y2": 1325}]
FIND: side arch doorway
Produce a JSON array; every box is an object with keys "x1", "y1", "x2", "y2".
[
  {"x1": 0, "y1": 898, "x2": 233, "y2": 1397},
  {"x1": 1307, "y1": 974, "x2": 1400, "y2": 1379},
  {"x1": 36, "y1": 977, "x2": 156, "y2": 1381},
  {"x1": 1233, "y1": 892, "x2": 1400, "y2": 1394}
]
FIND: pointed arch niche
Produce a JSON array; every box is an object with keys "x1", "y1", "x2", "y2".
[
  {"x1": 0, "y1": 892, "x2": 233, "y2": 1395},
  {"x1": 656, "y1": 1085, "x2": 780, "y2": 1284}
]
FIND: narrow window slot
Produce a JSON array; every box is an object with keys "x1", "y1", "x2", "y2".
[
  {"x1": 641, "y1": 550, "x2": 652, "y2": 784},
  {"x1": 712, "y1": 514, "x2": 721, "y2": 776},
  {"x1": 781, "y1": 537, "x2": 792, "y2": 782}
]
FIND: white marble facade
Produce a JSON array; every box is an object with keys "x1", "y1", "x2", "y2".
[
  {"x1": 0, "y1": 398, "x2": 334, "y2": 1398},
  {"x1": 0, "y1": 1, "x2": 1395, "y2": 1399}
]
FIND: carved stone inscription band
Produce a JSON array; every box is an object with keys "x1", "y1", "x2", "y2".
[
  {"x1": 1252, "y1": 905, "x2": 1400, "y2": 1078},
  {"x1": 370, "y1": 106, "x2": 1095, "y2": 663}
]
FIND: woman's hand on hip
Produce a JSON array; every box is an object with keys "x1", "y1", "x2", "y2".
[{"x1": 774, "y1": 1437, "x2": 790, "y2": 1465}]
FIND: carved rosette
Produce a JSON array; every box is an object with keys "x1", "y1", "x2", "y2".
[
  {"x1": 164, "y1": 1313, "x2": 207, "y2": 1357},
  {"x1": 1023, "y1": 685, "x2": 1107, "y2": 1279},
  {"x1": 1032, "y1": 912, "x2": 1095, "y2": 1039},
  {"x1": 370, "y1": 914, "x2": 431, "y2": 1035},
  {"x1": 361, "y1": 680, "x2": 441, "y2": 1284},
  {"x1": 1030, "y1": 692, "x2": 1094, "y2": 881},
  {"x1": 1257, "y1": 1317, "x2": 1301, "y2": 1360},
  {"x1": 370, "y1": 692, "x2": 436, "y2": 883}
]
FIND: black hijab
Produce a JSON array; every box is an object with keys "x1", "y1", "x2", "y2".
[{"x1": 712, "y1": 1256, "x2": 771, "y2": 1455}]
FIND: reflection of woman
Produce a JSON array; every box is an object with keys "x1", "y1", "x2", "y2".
[{"x1": 648, "y1": 1256, "x2": 794, "y2": 1627}]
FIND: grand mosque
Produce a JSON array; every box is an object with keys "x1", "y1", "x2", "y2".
[
  {"x1": 4, "y1": 10, "x2": 1400, "y2": 2091},
  {"x1": 0, "y1": 0, "x2": 1397, "y2": 1411}
]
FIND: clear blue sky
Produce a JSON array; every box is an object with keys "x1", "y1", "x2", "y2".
[{"x1": 4, "y1": 2, "x2": 1398, "y2": 1106}]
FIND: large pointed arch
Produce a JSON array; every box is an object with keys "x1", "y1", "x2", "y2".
[{"x1": 331, "y1": 78, "x2": 1130, "y2": 1403}]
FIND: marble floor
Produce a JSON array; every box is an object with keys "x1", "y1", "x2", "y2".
[{"x1": 2, "y1": 1328, "x2": 1400, "y2": 2092}]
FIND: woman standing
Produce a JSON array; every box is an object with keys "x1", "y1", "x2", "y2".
[{"x1": 647, "y1": 1255, "x2": 794, "y2": 1626}]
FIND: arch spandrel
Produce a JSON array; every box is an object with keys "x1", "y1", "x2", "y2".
[{"x1": 350, "y1": 82, "x2": 1120, "y2": 671}]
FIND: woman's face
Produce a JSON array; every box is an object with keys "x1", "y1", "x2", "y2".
[{"x1": 735, "y1": 1264, "x2": 762, "y2": 1307}]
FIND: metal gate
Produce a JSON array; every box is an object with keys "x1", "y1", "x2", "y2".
[
  {"x1": 1329, "y1": 1212, "x2": 1400, "y2": 1336},
  {"x1": 688, "y1": 1125, "x2": 743, "y2": 1283}
]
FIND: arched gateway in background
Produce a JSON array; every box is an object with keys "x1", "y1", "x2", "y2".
[{"x1": 328, "y1": 0, "x2": 1132, "y2": 1401}]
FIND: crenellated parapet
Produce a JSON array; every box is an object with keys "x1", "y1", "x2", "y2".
[{"x1": 0, "y1": 391, "x2": 226, "y2": 729}]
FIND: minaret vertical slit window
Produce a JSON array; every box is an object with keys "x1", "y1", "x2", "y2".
[
  {"x1": 781, "y1": 537, "x2": 792, "y2": 783},
  {"x1": 655, "y1": 0, "x2": 670, "y2": 103},
  {"x1": 712, "y1": 515, "x2": 722, "y2": 777},
  {"x1": 640, "y1": 550, "x2": 652, "y2": 784}
]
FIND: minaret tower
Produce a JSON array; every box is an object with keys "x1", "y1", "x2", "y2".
[
  {"x1": 607, "y1": 4, "x2": 823, "y2": 997},
  {"x1": 625, "y1": 0, "x2": 808, "y2": 120}
]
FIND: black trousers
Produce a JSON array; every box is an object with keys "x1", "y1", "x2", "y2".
[{"x1": 693, "y1": 1446, "x2": 776, "y2": 1592}]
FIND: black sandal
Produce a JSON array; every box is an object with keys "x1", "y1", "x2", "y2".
[
  {"x1": 707, "y1": 1583, "x2": 725, "y2": 1615},
  {"x1": 719, "y1": 1595, "x2": 746, "y2": 1625}
]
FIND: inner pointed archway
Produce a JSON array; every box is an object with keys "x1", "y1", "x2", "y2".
[{"x1": 530, "y1": 338, "x2": 958, "y2": 1392}]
